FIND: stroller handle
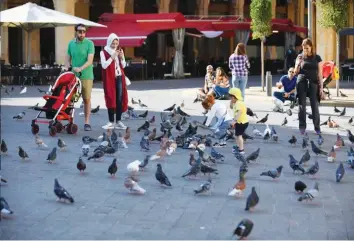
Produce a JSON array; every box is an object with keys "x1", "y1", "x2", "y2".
[{"x1": 64, "y1": 66, "x2": 82, "y2": 78}]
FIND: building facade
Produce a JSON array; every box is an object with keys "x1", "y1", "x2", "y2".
[{"x1": 1, "y1": 0, "x2": 353, "y2": 66}]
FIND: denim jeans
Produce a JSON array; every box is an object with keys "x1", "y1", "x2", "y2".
[
  {"x1": 214, "y1": 120, "x2": 232, "y2": 139},
  {"x1": 273, "y1": 91, "x2": 295, "y2": 103},
  {"x1": 213, "y1": 85, "x2": 230, "y2": 97},
  {"x1": 232, "y1": 75, "x2": 248, "y2": 100}
]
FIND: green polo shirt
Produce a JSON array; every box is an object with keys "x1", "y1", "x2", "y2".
[{"x1": 67, "y1": 38, "x2": 95, "y2": 80}]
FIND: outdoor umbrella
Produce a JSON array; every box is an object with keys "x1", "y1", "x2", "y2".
[{"x1": 0, "y1": 2, "x2": 106, "y2": 65}]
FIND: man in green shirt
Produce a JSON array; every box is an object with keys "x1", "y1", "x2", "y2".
[{"x1": 65, "y1": 24, "x2": 95, "y2": 131}]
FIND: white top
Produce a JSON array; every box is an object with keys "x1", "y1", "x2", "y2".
[
  {"x1": 100, "y1": 51, "x2": 126, "y2": 77},
  {"x1": 205, "y1": 101, "x2": 233, "y2": 126}
]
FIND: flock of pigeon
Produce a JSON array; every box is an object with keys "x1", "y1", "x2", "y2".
[{"x1": 1, "y1": 84, "x2": 354, "y2": 239}]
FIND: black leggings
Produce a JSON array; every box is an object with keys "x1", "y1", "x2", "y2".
[
  {"x1": 296, "y1": 77, "x2": 320, "y2": 131},
  {"x1": 107, "y1": 76, "x2": 123, "y2": 123}
]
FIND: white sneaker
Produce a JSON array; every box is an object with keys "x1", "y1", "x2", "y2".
[
  {"x1": 102, "y1": 122, "x2": 115, "y2": 129},
  {"x1": 116, "y1": 121, "x2": 127, "y2": 129}
]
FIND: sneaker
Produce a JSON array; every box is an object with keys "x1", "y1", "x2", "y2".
[
  {"x1": 315, "y1": 130, "x2": 321, "y2": 135},
  {"x1": 299, "y1": 128, "x2": 306, "y2": 135},
  {"x1": 232, "y1": 145, "x2": 239, "y2": 154},
  {"x1": 84, "y1": 124, "x2": 92, "y2": 131},
  {"x1": 239, "y1": 149, "x2": 245, "y2": 155},
  {"x1": 213, "y1": 142, "x2": 226, "y2": 148},
  {"x1": 116, "y1": 121, "x2": 127, "y2": 129},
  {"x1": 102, "y1": 122, "x2": 115, "y2": 130}
]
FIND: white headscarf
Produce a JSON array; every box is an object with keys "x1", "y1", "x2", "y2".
[{"x1": 104, "y1": 33, "x2": 119, "y2": 55}]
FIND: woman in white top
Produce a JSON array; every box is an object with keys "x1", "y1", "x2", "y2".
[{"x1": 202, "y1": 95, "x2": 233, "y2": 142}]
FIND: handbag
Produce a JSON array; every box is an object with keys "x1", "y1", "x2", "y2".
[{"x1": 125, "y1": 76, "x2": 131, "y2": 86}]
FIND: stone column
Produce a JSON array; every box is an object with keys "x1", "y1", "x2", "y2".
[
  {"x1": 315, "y1": 7, "x2": 336, "y2": 62},
  {"x1": 0, "y1": 0, "x2": 9, "y2": 64},
  {"x1": 287, "y1": 1, "x2": 295, "y2": 23},
  {"x1": 271, "y1": 0, "x2": 276, "y2": 18},
  {"x1": 23, "y1": 29, "x2": 41, "y2": 64},
  {"x1": 111, "y1": 0, "x2": 126, "y2": 14},
  {"x1": 196, "y1": 0, "x2": 209, "y2": 61},
  {"x1": 53, "y1": 0, "x2": 76, "y2": 65},
  {"x1": 157, "y1": 0, "x2": 171, "y2": 61},
  {"x1": 347, "y1": 0, "x2": 354, "y2": 59},
  {"x1": 75, "y1": 0, "x2": 89, "y2": 20},
  {"x1": 231, "y1": 0, "x2": 244, "y2": 54},
  {"x1": 297, "y1": 0, "x2": 305, "y2": 27}
]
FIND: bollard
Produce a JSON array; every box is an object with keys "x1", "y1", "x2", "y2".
[{"x1": 266, "y1": 71, "x2": 272, "y2": 97}]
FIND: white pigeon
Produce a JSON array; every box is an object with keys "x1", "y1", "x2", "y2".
[
  {"x1": 117, "y1": 132, "x2": 128, "y2": 149},
  {"x1": 298, "y1": 182, "x2": 319, "y2": 203},
  {"x1": 124, "y1": 177, "x2": 146, "y2": 194},
  {"x1": 0, "y1": 197, "x2": 13, "y2": 216},
  {"x1": 79, "y1": 112, "x2": 85, "y2": 116},
  {"x1": 228, "y1": 188, "x2": 243, "y2": 197},
  {"x1": 263, "y1": 124, "x2": 271, "y2": 137},
  {"x1": 197, "y1": 143, "x2": 206, "y2": 151},
  {"x1": 81, "y1": 144, "x2": 90, "y2": 157},
  {"x1": 46, "y1": 84, "x2": 52, "y2": 95},
  {"x1": 35, "y1": 134, "x2": 48, "y2": 148},
  {"x1": 127, "y1": 160, "x2": 141, "y2": 174},
  {"x1": 252, "y1": 126, "x2": 262, "y2": 137},
  {"x1": 19, "y1": 86, "x2": 27, "y2": 94},
  {"x1": 100, "y1": 141, "x2": 109, "y2": 147}
]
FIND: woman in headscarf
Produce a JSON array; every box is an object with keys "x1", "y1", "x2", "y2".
[{"x1": 100, "y1": 33, "x2": 128, "y2": 130}]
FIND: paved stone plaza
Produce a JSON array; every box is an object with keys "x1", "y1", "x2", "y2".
[{"x1": 1, "y1": 77, "x2": 354, "y2": 240}]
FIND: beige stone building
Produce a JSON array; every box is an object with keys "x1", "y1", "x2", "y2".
[{"x1": 1, "y1": 0, "x2": 353, "y2": 66}]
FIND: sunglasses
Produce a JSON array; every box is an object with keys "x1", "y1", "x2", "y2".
[{"x1": 77, "y1": 30, "x2": 86, "y2": 33}]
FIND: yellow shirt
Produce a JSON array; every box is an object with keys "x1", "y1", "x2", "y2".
[{"x1": 233, "y1": 101, "x2": 248, "y2": 124}]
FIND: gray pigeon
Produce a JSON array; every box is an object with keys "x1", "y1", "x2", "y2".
[
  {"x1": 245, "y1": 148, "x2": 260, "y2": 163},
  {"x1": 260, "y1": 165, "x2": 283, "y2": 179},
  {"x1": 182, "y1": 158, "x2": 201, "y2": 178},
  {"x1": 0, "y1": 197, "x2": 13, "y2": 215},
  {"x1": 138, "y1": 155, "x2": 150, "y2": 170},
  {"x1": 298, "y1": 182, "x2": 319, "y2": 202},
  {"x1": 108, "y1": 158, "x2": 118, "y2": 177},
  {"x1": 57, "y1": 138, "x2": 67, "y2": 151},
  {"x1": 155, "y1": 163, "x2": 171, "y2": 186},
  {"x1": 289, "y1": 154, "x2": 305, "y2": 174},
  {"x1": 140, "y1": 135, "x2": 150, "y2": 151},
  {"x1": 233, "y1": 219, "x2": 254, "y2": 240},
  {"x1": 18, "y1": 146, "x2": 29, "y2": 160},
  {"x1": 111, "y1": 129, "x2": 118, "y2": 143},
  {"x1": 245, "y1": 186, "x2": 259, "y2": 211},
  {"x1": 336, "y1": 162, "x2": 345, "y2": 183},
  {"x1": 194, "y1": 178, "x2": 212, "y2": 195},
  {"x1": 304, "y1": 160, "x2": 319, "y2": 177},
  {"x1": 47, "y1": 147, "x2": 57, "y2": 163},
  {"x1": 310, "y1": 141, "x2": 328, "y2": 156},
  {"x1": 88, "y1": 150, "x2": 105, "y2": 161},
  {"x1": 77, "y1": 157, "x2": 86, "y2": 173},
  {"x1": 299, "y1": 149, "x2": 311, "y2": 166},
  {"x1": 1, "y1": 139, "x2": 8, "y2": 155},
  {"x1": 54, "y1": 178, "x2": 74, "y2": 203}
]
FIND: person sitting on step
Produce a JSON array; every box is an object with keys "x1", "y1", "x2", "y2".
[{"x1": 273, "y1": 67, "x2": 297, "y2": 112}]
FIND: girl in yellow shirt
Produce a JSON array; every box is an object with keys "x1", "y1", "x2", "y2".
[{"x1": 229, "y1": 88, "x2": 249, "y2": 154}]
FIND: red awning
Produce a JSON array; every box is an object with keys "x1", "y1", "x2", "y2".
[
  {"x1": 99, "y1": 12, "x2": 185, "y2": 23},
  {"x1": 86, "y1": 23, "x2": 152, "y2": 47}
]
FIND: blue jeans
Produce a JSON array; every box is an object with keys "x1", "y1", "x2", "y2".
[
  {"x1": 232, "y1": 75, "x2": 248, "y2": 100},
  {"x1": 273, "y1": 91, "x2": 295, "y2": 103},
  {"x1": 213, "y1": 85, "x2": 230, "y2": 97},
  {"x1": 214, "y1": 120, "x2": 232, "y2": 139}
]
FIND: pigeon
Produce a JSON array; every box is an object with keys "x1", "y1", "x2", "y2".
[
  {"x1": 263, "y1": 124, "x2": 271, "y2": 138},
  {"x1": 286, "y1": 108, "x2": 292, "y2": 116},
  {"x1": 148, "y1": 115, "x2": 155, "y2": 125},
  {"x1": 294, "y1": 181, "x2": 307, "y2": 193},
  {"x1": 349, "y1": 117, "x2": 353, "y2": 125},
  {"x1": 260, "y1": 165, "x2": 283, "y2": 179},
  {"x1": 176, "y1": 106, "x2": 190, "y2": 117},
  {"x1": 104, "y1": 144, "x2": 118, "y2": 155},
  {"x1": 110, "y1": 129, "x2": 118, "y2": 143},
  {"x1": 320, "y1": 117, "x2": 331, "y2": 126},
  {"x1": 138, "y1": 99, "x2": 148, "y2": 107},
  {"x1": 194, "y1": 178, "x2": 212, "y2": 195},
  {"x1": 0, "y1": 176, "x2": 7, "y2": 184},
  {"x1": 336, "y1": 162, "x2": 345, "y2": 183},
  {"x1": 155, "y1": 163, "x2": 172, "y2": 186},
  {"x1": 88, "y1": 150, "x2": 105, "y2": 161},
  {"x1": 0, "y1": 197, "x2": 14, "y2": 216},
  {"x1": 124, "y1": 176, "x2": 146, "y2": 194},
  {"x1": 160, "y1": 120, "x2": 173, "y2": 131},
  {"x1": 281, "y1": 117, "x2": 288, "y2": 126},
  {"x1": 304, "y1": 160, "x2": 319, "y2": 178},
  {"x1": 54, "y1": 178, "x2": 74, "y2": 203},
  {"x1": 302, "y1": 133, "x2": 309, "y2": 149},
  {"x1": 327, "y1": 146, "x2": 336, "y2": 163},
  {"x1": 18, "y1": 146, "x2": 29, "y2": 160},
  {"x1": 77, "y1": 157, "x2": 86, "y2": 173},
  {"x1": 233, "y1": 219, "x2": 254, "y2": 240},
  {"x1": 200, "y1": 163, "x2": 219, "y2": 176},
  {"x1": 1, "y1": 139, "x2": 8, "y2": 155},
  {"x1": 242, "y1": 132, "x2": 254, "y2": 141},
  {"x1": 137, "y1": 120, "x2": 150, "y2": 132},
  {"x1": 35, "y1": 135, "x2": 48, "y2": 149},
  {"x1": 340, "y1": 90, "x2": 348, "y2": 97},
  {"x1": 181, "y1": 100, "x2": 185, "y2": 108},
  {"x1": 246, "y1": 107, "x2": 258, "y2": 118},
  {"x1": 289, "y1": 154, "x2": 305, "y2": 174},
  {"x1": 123, "y1": 127, "x2": 131, "y2": 143},
  {"x1": 108, "y1": 158, "x2": 118, "y2": 177},
  {"x1": 19, "y1": 86, "x2": 27, "y2": 94},
  {"x1": 138, "y1": 110, "x2": 148, "y2": 118},
  {"x1": 310, "y1": 141, "x2": 328, "y2": 156},
  {"x1": 245, "y1": 186, "x2": 259, "y2": 211},
  {"x1": 271, "y1": 127, "x2": 278, "y2": 142},
  {"x1": 334, "y1": 106, "x2": 341, "y2": 113},
  {"x1": 252, "y1": 126, "x2": 262, "y2": 137},
  {"x1": 239, "y1": 162, "x2": 248, "y2": 176},
  {"x1": 13, "y1": 111, "x2": 26, "y2": 120},
  {"x1": 127, "y1": 160, "x2": 141, "y2": 175},
  {"x1": 347, "y1": 130, "x2": 354, "y2": 144},
  {"x1": 131, "y1": 98, "x2": 139, "y2": 104},
  {"x1": 91, "y1": 105, "x2": 100, "y2": 114},
  {"x1": 138, "y1": 155, "x2": 150, "y2": 170},
  {"x1": 299, "y1": 150, "x2": 311, "y2": 166},
  {"x1": 37, "y1": 88, "x2": 47, "y2": 93},
  {"x1": 57, "y1": 138, "x2": 67, "y2": 151},
  {"x1": 81, "y1": 144, "x2": 90, "y2": 157},
  {"x1": 256, "y1": 114, "x2": 268, "y2": 124},
  {"x1": 164, "y1": 104, "x2": 176, "y2": 112},
  {"x1": 228, "y1": 173, "x2": 246, "y2": 197},
  {"x1": 82, "y1": 136, "x2": 97, "y2": 144},
  {"x1": 196, "y1": 147, "x2": 216, "y2": 164},
  {"x1": 182, "y1": 158, "x2": 201, "y2": 178},
  {"x1": 339, "y1": 107, "x2": 346, "y2": 117},
  {"x1": 334, "y1": 133, "x2": 345, "y2": 149},
  {"x1": 140, "y1": 135, "x2": 150, "y2": 151},
  {"x1": 298, "y1": 182, "x2": 319, "y2": 202},
  {"x1": 210, "y1": 147, "x2": 224, "y2": 162},
  {"x1": 245, "y1": 148, "x2": 260, "y2": 163},
  {"x1": 317, "y1": 134, "x2": 324, "y2": 146},
  {"x1": 47, "y1": 147, "x2": 57, "y2": 163},
  {"x1": 289, "y1": 135, "x2": 297, "y2": 145}
]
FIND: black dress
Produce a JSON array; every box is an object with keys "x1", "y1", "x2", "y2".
[{"x1": 296, "y1": 53, "x2": 322, "y2": 132}]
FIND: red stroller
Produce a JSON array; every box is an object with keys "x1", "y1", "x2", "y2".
[{"x1": 31, "y1": 71, "x2": 82, "y2": 136}]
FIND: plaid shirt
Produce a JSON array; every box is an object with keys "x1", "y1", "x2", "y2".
[{"x1": 229, "y1": 54, "x2": 250, "y2": 76}]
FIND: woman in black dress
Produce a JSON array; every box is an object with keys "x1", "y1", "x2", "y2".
[{"x1": 295, "y1": 38, "x2": 324, "y2": 135}]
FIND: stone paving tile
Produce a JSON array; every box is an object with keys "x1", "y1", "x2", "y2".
[{"x1": 1, "y1": 80, "x2": 354, "y2": 239}]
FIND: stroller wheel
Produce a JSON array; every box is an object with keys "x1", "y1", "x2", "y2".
[
  {"x1": 49, "y1": 126, "x2": 57, "y2": 137},
  {"x1": 67, "y1": 123, "x2": 78, "y2": 135},
  {"x1": 31, "y1": 124, "x2": 39, "y2": 135},
  {"x1": 55, "y1": 122, "x2": 63, "y2": 133}
]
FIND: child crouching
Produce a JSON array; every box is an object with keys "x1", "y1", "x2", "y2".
[{"x1": 229, "y1": 88, "x2": 249, "y2": 155}]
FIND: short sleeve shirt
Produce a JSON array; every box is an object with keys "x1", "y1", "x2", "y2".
[
  {"x1": 280, "y1": 75, "x2": 297, "y2": 93},
  {"x1": 233, "y1": 101, "x2": 248, "y2": 124},
  {"x1": 67, "y1": 38, "x2": 95, "y2": 80},
  {"x1": 298, "y1": 53, "x2": 322, "y2": 82},
  {"x1": 205, "y1": 73, "x2": 215, "y2": 88}
]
